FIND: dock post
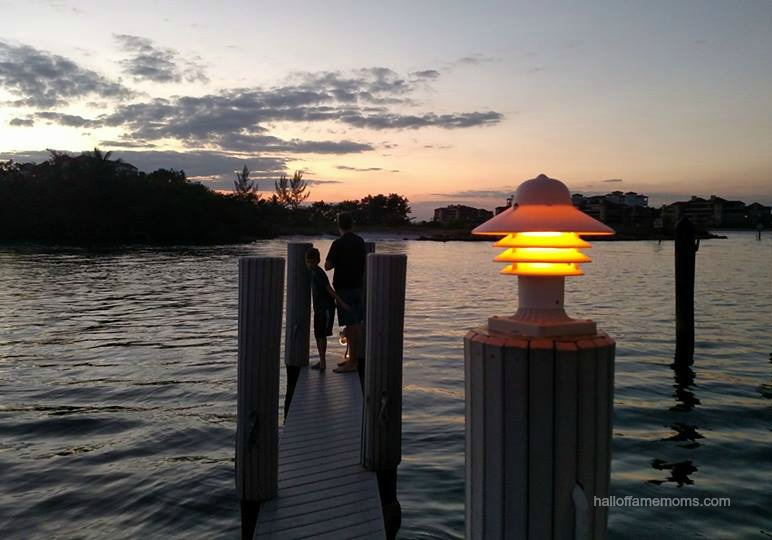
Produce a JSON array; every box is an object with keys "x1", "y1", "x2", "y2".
[
  {"x1": 675, "y1": 217, "x2": 698, "y2": 365},
  {"x1": 464, "y1": 332, "x2": 615, "y2": 539},
  {"x1": 236, "y1": 257, "x2": 284, "y2": 540},
  {"x1": 362, "y1": 253, "x2": 407, "y2": 540},
  {"x1": 359, "y1": 241, "x2": 376, "y2": 387},
  {"x1": 284, "y1": 242, "x2": 313, "y2": 418}
]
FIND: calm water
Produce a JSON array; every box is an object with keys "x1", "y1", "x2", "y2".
[{"x1": 0, "y1": 232, "x2": 770, "y2": 539}]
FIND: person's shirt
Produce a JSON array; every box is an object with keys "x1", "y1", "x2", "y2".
[
  {"x1": 309, "y1": 266, "x2": 334, "y2": 311},
  {"x1": 326, "y1": 232, "x2": 366, "y2": 289}
]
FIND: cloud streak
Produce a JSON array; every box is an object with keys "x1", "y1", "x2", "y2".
[{"x1": 337, "y1": 165, "x2": 386, "y2": 172}]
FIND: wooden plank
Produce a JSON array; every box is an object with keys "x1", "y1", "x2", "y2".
[
  {"x1": 592, "y1": 338, "x2": 613, "y2": 540},
  {"x1": 254, "y1": 367, "x2": 386, "y2": 539},
  {"x1": 576, "y1": 339, "x2": 598, "y2": 537},
  {"x1": 503, "y1": 337, "x2": 528, "y2": 540},
  {"x1": 467, "y1": 336, "x2": 485, "y2": 540},
  {"x1": 553, "y1": 341, "x2": 579, "y2": 540},
  {"x1": 483, "y1": 339, "x2": 504, "y2": 539},
  {"x1": 528, "y1": 339, "x2": 554, "y2": 540}
]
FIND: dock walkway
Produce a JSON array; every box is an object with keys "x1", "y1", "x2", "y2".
[{"x1": 254, "y1": 368, "x2": 386, "y2": 539}]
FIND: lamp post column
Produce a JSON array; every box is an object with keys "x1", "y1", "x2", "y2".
[{"x1": 464, "y1": 329, "x2": 615, "y2": 540}]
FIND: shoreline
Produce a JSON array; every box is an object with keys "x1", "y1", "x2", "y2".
[{"x1": 0, "y1": 228, "x2": 750, "y2": 248}]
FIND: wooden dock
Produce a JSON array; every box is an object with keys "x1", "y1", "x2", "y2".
[{"x1": 253, "y1": 367, "x2": 386, "y2": 539}]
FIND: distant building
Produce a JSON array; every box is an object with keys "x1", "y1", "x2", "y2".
[
  {"x1": 747, "y1": 202, "x2": 772, "y2": 226},
  {"x1": 662, "y1": 196, "x2": 771, "y2": 228},
  {"x1": 433, "y1": 205, "x2": 493, "y2": 225},
  {"x1": 572, "y1": 191, "x2": 648, "y2": 209},
  {"x1": 495, "y1": 196, "x2": 514, "y2": 215},
  {"x1": 490, "y1": 189, "x2": 770, "y2": 231},
  {"x1": 572, "y1": 191, "x2": 655, "y2": 228}
]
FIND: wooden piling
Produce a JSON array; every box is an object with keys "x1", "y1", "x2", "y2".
[
  {"x1": 284, "y1": 242, "x2": 313, "y2": 417},
  {"x1": 362, "y1": 241, "x2": 376, "y2": 312},
  {"x1": 235, "y1": 257, "x2": 284, "y2": 540},
  {"x1": 675, "y1": 217, "x2": 698, "y2": 365},
  {"x1": 359, "y1": 242, "x2": 376, "y2": 388},
  {"x1": 362, "y1": 253, "x2": 407, "y2": 540},
  {"x1": 285, "y1": 242, "x2": 313, "y2": 367},
  {"x1": 464, "y1": 329, "x2": 615, "y2": 539}
]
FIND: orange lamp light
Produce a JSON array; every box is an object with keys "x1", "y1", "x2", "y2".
[{"x1": 472, "y1": 174, "x2": 614, "y2": 337}]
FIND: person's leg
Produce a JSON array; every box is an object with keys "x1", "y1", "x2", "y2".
[
  {"x1": 311, "y1": 310, "x2": 327, "y2": 370},
  {"x1": 315, "y1": 336, "x2": 327, "y2": 369}
]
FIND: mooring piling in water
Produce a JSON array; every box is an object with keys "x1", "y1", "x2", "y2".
[
  {"x1": 283, "y1": 242, "x2": 313, "y2": 418},
  {"x1": 362, "y1": 253, "x2": 407, "y2": 540},
  {"x1": 675, "y1": 217, "x2": 699, "y2": 365},
  {"x1": 235, "y1": 257, "x2": 284, "y2": 540}
]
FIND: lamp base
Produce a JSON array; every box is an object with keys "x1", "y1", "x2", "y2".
[{"x1": 488, "y1": 314, "x2": 597, "y2": 338}]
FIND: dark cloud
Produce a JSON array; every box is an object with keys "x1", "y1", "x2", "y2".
[
  {"x1": 215, "y1": 132, "x2": 372, "y2": 154},
  {"x1": 96, "y1": 78, "x2": 502, "y2": 150},
  {"x1": 0, "y1": 41, "x2": 131, "y2": 107},
  {"x1": 603, "y1": 178, "x2": 624, "y2": 183},
  {"x1": 338, "y1": 111, "x2": 502, "y2": 130},
  {"x1": 33, "y1": 111, "x2": 101, "y2": 128},
  {"x1": 99, "y1": 140, "x2": 157, "y2": 149},
  {"x1": 9, "y1": 117, "x2": 34, "y2": 127},
  {"x1": 409, "y1": 69, "x2": 441, "y2": 80},
  {"x1": 114, "y1": 34, "x2": 208, "y2": 83},
  {"x1": 455, "y1": 54, "x2": 497, "y2": 66},
  {"x1": 305, "y1": 179, "x2": 343, "y2": 185},
  {"x1": 6, "y1": 59, "x2": 502, "y2": 156},
  {"x1": 286, "y1": 67, "x2": 415, "y2": 105}
]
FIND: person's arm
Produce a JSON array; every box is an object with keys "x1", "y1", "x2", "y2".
[
  {"x1": 324, "y1": 241, "x2": 337, "y2": 271},
  {"x1": 326, "y1": 283, "x2": 350, "y2": 311}
]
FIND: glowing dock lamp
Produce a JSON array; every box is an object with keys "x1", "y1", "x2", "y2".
[{"x1": 473, "y1": 173, "x2": 614, "y2": 337}]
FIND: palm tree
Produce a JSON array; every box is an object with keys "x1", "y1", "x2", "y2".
[
  {"x1": 234, "y1": 164, "x2": 258, "y2": 200},
  {"x1": 274, "y1": 171, "x2": 310, "y2": 210}
]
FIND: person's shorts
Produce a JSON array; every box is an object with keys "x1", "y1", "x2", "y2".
[
  {"x1": 336, "y1": 287, "x2": 364, "y2": 327},
  {"x1": 313, "y1": 305, "x2": 335, "y2": 339}
]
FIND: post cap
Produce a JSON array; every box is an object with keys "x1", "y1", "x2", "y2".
[{"x1": 472, "y1": 174, "x2": 614, "y2": 236}]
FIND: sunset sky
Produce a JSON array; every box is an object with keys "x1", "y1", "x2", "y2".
[{"x1": 1, "y1": 0, "x2": 771, "y2": 218}]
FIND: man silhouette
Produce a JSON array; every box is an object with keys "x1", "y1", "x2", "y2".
[{"x1": 325, "y1": 212, "x2": 366, "y2": 374}]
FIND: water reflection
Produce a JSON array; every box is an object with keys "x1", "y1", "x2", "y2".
[
  {"x1": 670, "y1": 362, "x2": 700, "y2": 412},
  {"x1": 663, "y1": 422, "x2": 704, "y2": 449},
  {"x1": 651, "y1": 361, "x2": 703, "y2": 484},
  {"x1": 649, "y1": 459, "x2": 698, "y2": 487}
]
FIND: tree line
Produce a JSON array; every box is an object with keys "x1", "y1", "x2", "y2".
[{"x1": 0, "y1": 150, "x2": 411, "y2": 245}]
